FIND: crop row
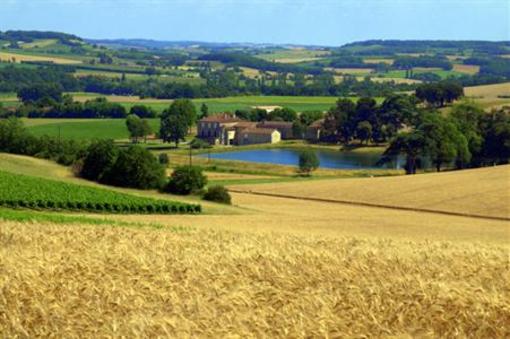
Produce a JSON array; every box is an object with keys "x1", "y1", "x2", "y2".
[{"x1": 0, "y1": 171, "x2": 201, "y2": 214}]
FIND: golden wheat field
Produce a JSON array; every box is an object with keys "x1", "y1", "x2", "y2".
[
  {"x1": 465, "y1": 82, "x2": 510, "y2": 98},
  {"x1": 230, "y1": 165, "x2": 510, "y2": 220},
  {"x1": 0, "y1": 51, "x2": 81, "y2": 64},
  {"x1": 1, "y1": 221, "x2": 509, "y2": 337},
  {"x1": 1, "y1": 154, "x2": 510, "y2": 336}
]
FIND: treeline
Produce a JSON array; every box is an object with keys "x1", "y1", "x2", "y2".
[
  {"x1": 198, "y1": 52, "x2": 324, "y2": 75},
  {"x1": 463, "y1": 57, "x2": 510, "y2": 78},
  {"x1": 393, "y1": 55, "x2": 453, "y2": 70},
  {"x1": 384, "y1": 103, "x2": 510, "y2": 173},
  {"x1": 0, "y1": 65, "x2": 80, "y2": 92},
  {"x1": 0, "y1": 30, "x2": 81, "y2": 45},
  {"x1": 322, "y1": 95, "x2": 419, "y2": 144},
  {"x1": 339, "y1": 40, "x2": 510, "y2": 56}
]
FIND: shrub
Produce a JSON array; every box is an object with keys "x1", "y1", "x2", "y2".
[
  {"x1": 159, "y1": 153, "x2": 169, "y2": 165},
  {"x1": 190, "y1": 138, "x2": 211, "y2": 149},
  {"x1": 81, "y1": 140, "x2": 119, "y2": 182},
  {"x1": 165, "y1": 166, "x2": 207, "y2": 195},
  {"x1": 203, "y1": 185, "x2": 232, "y2": 204},
  {"x1": 106, "y1": 145, "x2": 166, "y2": 189},
  {"x1": 298, "y1": 149, "x2": 320, "y2": 176}
]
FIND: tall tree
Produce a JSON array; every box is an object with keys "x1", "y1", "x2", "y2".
[
  {"x1": 200, "y1": 103, "x2": 209, "y2": 118},
  {"x1": 160, "y1": 99, "x2": 197, "y2": 146},
  {"x1": 384, "y1": 131, "x2": 425, "y2": 174}
]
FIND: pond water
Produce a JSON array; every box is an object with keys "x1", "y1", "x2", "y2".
[{"x1": 200, "y1": 148, "x2": 406, "y2": 170}]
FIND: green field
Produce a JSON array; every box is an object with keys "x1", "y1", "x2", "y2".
[
  {"x1": 1, "y1": 92, "x2": 378, "y2": 114},
  {"x1": 25, "y1": 118, "x2": 160, "y2": 140},
  {"x1": 375, "y1": 69, "x2": 464, "y2": 80},
  {"x1": 0, "y1": 170, "x2": 200, "y2": 214}
]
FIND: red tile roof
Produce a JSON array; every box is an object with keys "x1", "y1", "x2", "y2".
[
  {"x1": 242, "y1": 128, "x2": 279, "y2": 136},
  {"x1": 199, "y1": 114, "x2": 241, "y2": 123},
  {"x1": 257, "y1": 121, "x2": 293, "y2": 129}
]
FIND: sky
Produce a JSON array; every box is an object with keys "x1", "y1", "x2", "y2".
[{"x1": 0, "y1": 0, "x2": 508, "y2": 46}]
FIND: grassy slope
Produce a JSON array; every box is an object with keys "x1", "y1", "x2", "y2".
[
  {"x1": 230, "y1": 165, "x2": 510, "y2": 219},
  {"x1": 0, "y1": 153, "x2": 237, "y2": 215},
  {"x1": 0, "y1": 170, "x2": 195, "y2": 211}
]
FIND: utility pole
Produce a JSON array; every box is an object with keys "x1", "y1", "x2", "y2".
[{"x1": 189, "y1": 142, "x2": 192, "y2": 168}]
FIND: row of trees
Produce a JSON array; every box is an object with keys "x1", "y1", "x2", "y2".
[
  {"x1": 322, "y1": 95, "x2": 418, "y2": 145},
  {"x1": 415, "y1": 81, "x2": 464, "y2": 107},
  {"x1": 384, "y1": 103, "x2": 510, "y2": 173}
]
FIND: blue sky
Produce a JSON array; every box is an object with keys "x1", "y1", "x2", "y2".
[{"x1": 0, "y1": 0, "x2": 508, "y2": 46}]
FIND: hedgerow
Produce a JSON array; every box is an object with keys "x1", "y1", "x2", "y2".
[{"x1": 0, "y1": 171, "x2": 201, "y2": 214}]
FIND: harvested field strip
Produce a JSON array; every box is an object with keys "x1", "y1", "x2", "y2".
[
  {"x1": 0, "y1": 170, "x2": 200, "y2": 214},
  {"x1": 231, "y1": 165, "x2": 510, "y2": 220},
  {"x1": 0, "y1": 222, "x2": 508, "y2": 337},
  {"x1": 228, "y1": 189, "x2": 510, "y2": 221},
  {"x1": 0, "y1": 51, "x2": 81, "y2": 64}
]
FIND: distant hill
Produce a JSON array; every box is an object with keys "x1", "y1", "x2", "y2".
[{"x1": 85, "y1": 38, "x2": 328, "y2": 50}]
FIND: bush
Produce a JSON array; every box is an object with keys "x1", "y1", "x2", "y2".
[
  {"x1": 203, "y1": 185, "x2": 231, "y2": 204},
  {"x1": 165, "y1": 166, "x2": 207, "y2": 195},
  {"x1": 106, "y1": 145, "x2": 166, "y2": 189},
  {"x1": 298, "y1": 149, "x2": 320, "y2": 176},
  {"x1": 159, "y1": 153, "x2": 169, "y2": 165},
  {"x1": 81, "y1": 140, "x2": 118, "y2": 182},
  {"x1": 190, "y1": 138, "x2": 211, "y2": 149}
]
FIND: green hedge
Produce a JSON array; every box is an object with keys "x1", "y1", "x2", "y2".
[{"x1": 0, "y1": 171, "x2": 200, "y2": 214}]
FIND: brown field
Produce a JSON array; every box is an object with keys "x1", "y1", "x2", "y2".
[
  {"x1": 453, "y1": 64, "x2": 480, "y2": 75},
  {"x1": 0, "y1": 51, "x2": 81, "y2": 64},
  {"x1": 465, "y1": 82, "x2": 510, "y2": 98},
  {"x1": 363, "y1": 58, "x2": 394, "y2": 65},
  {"x1": 464, "y1": 82, "x2": 510, "y2": 110},
  {"x1": 230, "y1": 165, "x2": 510, "y2": 220},
  {"x1": 326, "y1": 67, "x2": 374, "y2": 75},
  {"x1": 369, "y1": 77, "x2": 422, "y2": 84}
]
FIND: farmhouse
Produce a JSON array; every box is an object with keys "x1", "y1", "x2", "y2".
[
  {"x1": 238, "y1": 128, "x2": 281, "y2": 145},
  {"x1": 257, "y1": 121, "x2": 294, "y2": 139},
  {"x1": 197, "y1": 114, "x2": 242, "y2": 145},
  {"x1": 305, "y1": 119, "x2": 325, "y2": 142},
  {"x1": 197, "y1": 114, "x2": 281, "y2": 145}
]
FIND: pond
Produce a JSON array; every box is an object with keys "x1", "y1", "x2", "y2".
[{"x1": 200, "y1": 148, "x2": 406, "y2": 170}]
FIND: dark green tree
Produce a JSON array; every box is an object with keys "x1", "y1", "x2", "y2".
[
  {"x1": 81, "y1": 140, "x2": 119, "y2": 182},
  {"x1": 130, "y1": 105, "x2": 156, "y2": 118},
  {"x1": 383, "y1": 131, "x2": 425, "y2": 174},
  {"x1": 107, "y1": 145, "x2": 165, "y2": 189},
  {"x1": 298, "y1": 149, "x2": 320, "y2": 175},
  {"x1": 356, "y1": 121, "x2": 373, "y2": 144},
  {"x1": 165, "y1": 166, "x2": 207, "y2": 195},
  {"x1": 160, "y1": 112, "x2": 188, "y2": 147},
  {"x1": 200, "y1": 103, "x2": 209, "y2": 118},
  {"x1": 269, "y1": 107, "x2": 297, "y2": 122}
]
